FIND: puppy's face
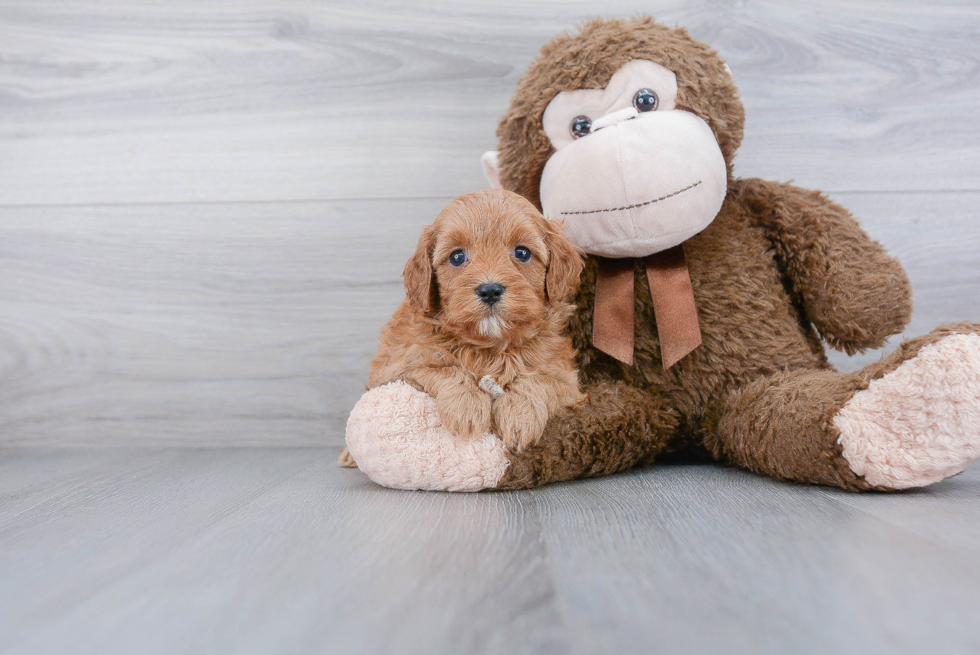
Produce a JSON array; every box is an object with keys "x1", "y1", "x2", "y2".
[{"x1": 404, "y1": 190, "x2": 583, "y2": 345}]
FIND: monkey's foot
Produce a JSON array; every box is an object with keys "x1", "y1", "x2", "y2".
[
  {"x1": 345, "y1": 381, "x2": 509, "y2": 492},
  {"x1": 834, "y1": 332, "x2": 980, "y2": 489}
]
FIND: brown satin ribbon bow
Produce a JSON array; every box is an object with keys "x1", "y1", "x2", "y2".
[{"x1": 592, "y1": 244, "x2": 702, "y2": 369}]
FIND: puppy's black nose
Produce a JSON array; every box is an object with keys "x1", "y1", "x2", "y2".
[{"x1": 476, "y1": 282, "x2": 505, "y2": 306}]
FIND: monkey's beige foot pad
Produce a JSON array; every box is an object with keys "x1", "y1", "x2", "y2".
[
  {"x1": 835, "y1": 333, "x2": 980, "y2": 490},
  {"x1": 345, "y1": 381, "x2": 510, "y2": 492}
]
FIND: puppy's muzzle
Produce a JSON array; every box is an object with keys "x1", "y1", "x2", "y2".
[{"x1": 475, "y1": 282, "x2": 505, "y2": 306}]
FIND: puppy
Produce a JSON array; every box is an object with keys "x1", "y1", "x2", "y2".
[{"x1": 343, "y1": 189, "x2": 585, "y2": 463}]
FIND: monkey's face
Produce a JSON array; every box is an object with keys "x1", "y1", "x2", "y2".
[{"x1": 538, "y1": 60, "x2": 728, "y2": 258}]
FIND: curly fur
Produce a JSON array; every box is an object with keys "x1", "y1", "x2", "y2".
[{"x1": 368, "y1": 189, "x2": 585, "y2": 452}]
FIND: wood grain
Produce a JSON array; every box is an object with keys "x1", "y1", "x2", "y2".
[
  {"x1": 0, "y1": 449, "x2": 977, "y2": 654},
  {"x1": 0, "y1": 0, "x2": 978, "y2": 206},
  {"x1": 537, "y1": 465, "x2": 980, "y2": 654},
  {"x1": 0, "y1": 193, "x2": 977, "y2": 445},
  {"x1": 0, "y1": 198, "x2": 439, "y2": 445}
]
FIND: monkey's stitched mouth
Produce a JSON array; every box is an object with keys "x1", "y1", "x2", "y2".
[{"x1": 560, "y1": 180, "x2": 702, "y2": 216}]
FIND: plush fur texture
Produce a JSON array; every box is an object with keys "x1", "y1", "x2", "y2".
[
  {"x1": 366, "y1": 189, "x2": 584, "y2": 451},
  {"x1": 488, "y1": 17, "x2": 979, "y2": 492},
  {"x1": 835, "y1": 333, "x2": 980, "y2": 489},
  {"x1": 346, "y1": 381, "x2": 510, "y2": 492}
]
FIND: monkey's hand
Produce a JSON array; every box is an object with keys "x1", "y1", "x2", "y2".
[{"x1": 742, "y1": 178, "x2": 912, "y2": 353}]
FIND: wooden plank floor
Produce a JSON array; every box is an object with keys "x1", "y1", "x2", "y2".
[{"x1": 0, "y1": 450, "x2": 977, "y2": 655}]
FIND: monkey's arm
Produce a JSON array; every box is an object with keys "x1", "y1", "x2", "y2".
[{"x1": 739, "y1": 178, "x2": 912, "y2": 354}]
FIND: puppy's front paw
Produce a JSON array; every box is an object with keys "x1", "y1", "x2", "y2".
[
  {"x1": 492, "y1": 392, "x2": 549, "y2": 452},
  {"x1": 436, "y1": 388, "x2": 493, "y2": 441},
  {"x1": 337, "y1": 447, "x2": 358, "y2": 468}
]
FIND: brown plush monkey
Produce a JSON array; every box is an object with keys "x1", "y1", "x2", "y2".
[{"x1": 345, "y1": 17, "x2": 980, "y2": 492}]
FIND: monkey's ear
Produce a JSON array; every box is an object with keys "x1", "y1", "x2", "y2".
[
  {"x1": 481, "y1": 151, "x2": 503, "y2": 189},
  {"x1": 543, "y1": 220, "x2": 585, "y2": 304},
  {"x1": 404, "y1": 224, "x2": 439, "y2": 313}
]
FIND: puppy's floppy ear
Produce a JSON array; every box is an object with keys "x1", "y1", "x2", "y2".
[
  {"x1": 541, "y1": 218, "x2": 584, "y2": 304},
  {"x1": 404, "y1": 224, "x2": 439, "y2": 313}
]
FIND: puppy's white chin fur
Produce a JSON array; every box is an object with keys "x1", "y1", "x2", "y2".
[{"x1": 478, "y1": 315, "x2": 508, "y2": 339}]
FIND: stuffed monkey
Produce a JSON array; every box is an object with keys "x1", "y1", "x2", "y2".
[{"x1": 345, "y1": 17, "x2": 980, "y2": 492}]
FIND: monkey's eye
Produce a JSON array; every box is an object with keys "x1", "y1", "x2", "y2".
[
  {"x1": 513, "y1": 246, "x2": 531, "y2": 263},
  {"x1": 570, "y1": 116, "x2": 592, "y2": 139},
  {"x1": 449, "y1": 250, "x2": 467, "y2": 267},
  {"x1": 633, "y1": 88, "x2": 659, "y2": 112}
]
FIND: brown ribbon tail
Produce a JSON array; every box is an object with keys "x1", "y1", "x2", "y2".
[
  {"x1": 593, "y1": 257, "x2": 635, "y2": 365},
  {"x1": 645, "y1": 245, "x2": 702, "y2": 370}
]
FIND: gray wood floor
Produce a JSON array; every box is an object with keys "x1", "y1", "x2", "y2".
[
  {"x1": 1, "y1": 1, "x2": 979, "y2": 653},
  {"x1": 1, "y1": 450, "x2": 979, "y2": 655}
]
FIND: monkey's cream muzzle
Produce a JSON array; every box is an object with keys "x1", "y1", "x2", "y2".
[
  {"x1": 538, "y1": 108, "x2": 727, "y2": 258},
  {"x1": 482, "y1": 59, "x2": 732, "y2": 368}
]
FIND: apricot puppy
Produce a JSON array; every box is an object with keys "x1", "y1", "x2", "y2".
[{"x1": 367, "y1": 189, "x2": 584, "y2": 452}]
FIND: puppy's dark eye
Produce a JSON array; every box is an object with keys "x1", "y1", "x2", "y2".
[
  {"x1": 513, "y1": 246, "x2": 531, "y2": 263},
  {"x1": 633, "y1": 88, "x2": 659, "y2": 112},
  {"x1": 570, "y1": 116, "x2": 592, "y2": 139},
  {"x1": 449, "y1": 250, "x2": 467, "y2": 267}
]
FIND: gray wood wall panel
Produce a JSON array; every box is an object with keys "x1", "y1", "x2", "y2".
[
  {"x1": 0, "y1": 199, "x2": 441, "y2": 445},
  {"x1": 0, "y1": 193, "x2": 977, "y2": 446},
  {"x1": 1, "y1": 0, "x2": 978, "y2": 206},
  {"x1": 0, "y1": 1, "x2": 979, "y2": 445}
]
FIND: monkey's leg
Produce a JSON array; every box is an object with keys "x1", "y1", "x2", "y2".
[
  {"x1": 494, "y1": 380, "x2": 679, "y2": 489},
  {"x1": 345, "y1": 379, "x2": 678, "y2": 491},
  {"x1": 708, "y1": 323, "x2": 980, "y2": 491}
]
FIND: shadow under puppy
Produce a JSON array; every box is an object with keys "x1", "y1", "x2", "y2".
[{"x1": 340, "y1": 189, "x2": 584, "y2": 466}]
